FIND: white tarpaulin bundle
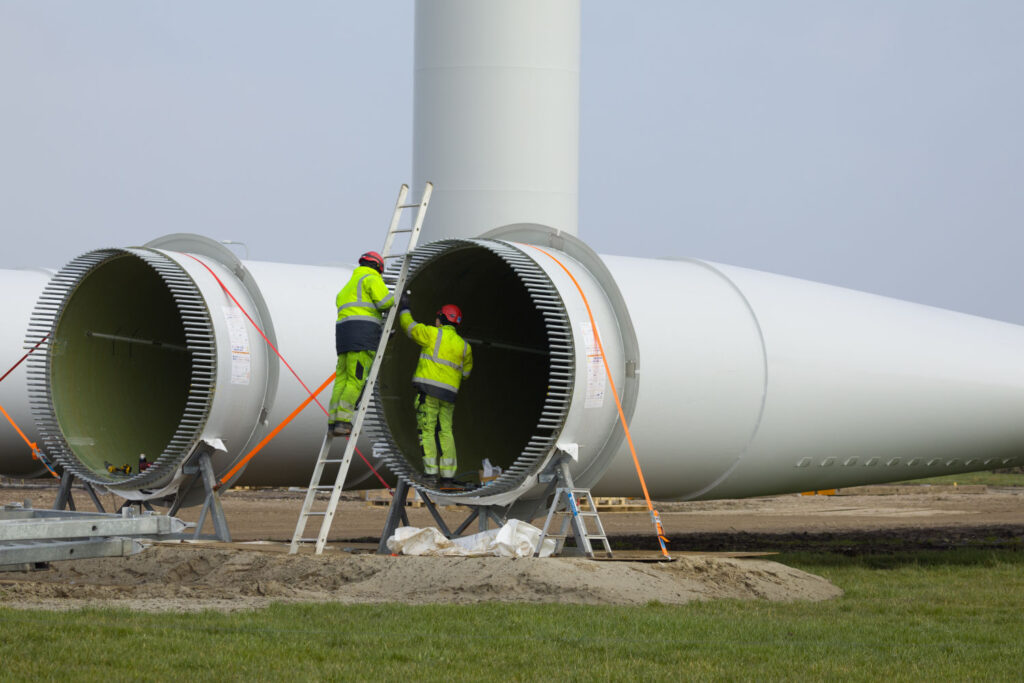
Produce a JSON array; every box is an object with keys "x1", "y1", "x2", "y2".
[{"x1": 386, "y1": 519, "x2": 557, "y2": 558}]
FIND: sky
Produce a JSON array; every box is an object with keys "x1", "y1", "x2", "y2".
[{"x1": 2, "y1": 1, "x2": 1022, "y2": 323}]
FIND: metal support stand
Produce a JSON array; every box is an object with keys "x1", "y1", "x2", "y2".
[
  {"x1": 452, "y1": 505, "x2": 506, "y2": 537},
  {"x1": 376, "y1": 480, "x2": 455, "y2": 554},
  {"x1": 118, "y1": 499, "x2": 155, "y2": 514},
  {"x1": 167, "y1": 467, "x2": 200, "y2": 518},
  {"x1": 377, "y1": 480, "x2": 411, "y2": 554},
  {"x1": 53, "y1": 471, "x2": 106, "y2": 513},
  {"x1": 184, "y1": 451, "x2": 231, "y2": 542},
  {"x1": 1, "y1": 504, "x2": 187, "y2": 570},
  {"x1": 376, "y1": 480, "x2": 511, "y2": 553},
  {"x1": 535, "y1": 456, "x2": 613, "y2": 558}
]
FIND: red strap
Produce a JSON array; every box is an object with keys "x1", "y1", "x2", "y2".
[
  {"x1": 0, "y1": 334, "x2": 48, "y2": 386},
  {"x1": 184, "y1": 254, "x2": 329, "y2": 416},
  {"x1": 182, "y1": 253, "x2": 392, "y2": 493},
  {"x1": 0, "y1": 336, "x2": 59, "y2": 477}
]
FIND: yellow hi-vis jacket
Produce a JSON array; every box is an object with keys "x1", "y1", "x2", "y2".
[
  {"x1": 334, "y1": 266, "x2": 394, "y2": 352},
  {"x1": 399, "y1": 307, "x2": 473, "y2": 403}
]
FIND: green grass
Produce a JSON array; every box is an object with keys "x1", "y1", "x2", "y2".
[{"x1": 3, "y1": 549, "x2": 1024, "y2": 681}]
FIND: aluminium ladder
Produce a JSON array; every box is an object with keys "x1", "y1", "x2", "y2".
[
  {"x1": 535, "y1": 458, "x2": 613, "y2": 558},
  {"x1": 289, "y1": 182, "x2": 432, "y2": 555}
]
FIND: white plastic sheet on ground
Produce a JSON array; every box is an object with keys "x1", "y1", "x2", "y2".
[{"x1": 386, "y1": 519, "x2": 556, "y2": 558}]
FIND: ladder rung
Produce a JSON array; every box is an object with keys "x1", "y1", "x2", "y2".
[
  {"x1": 545, "y1": 534, "x2": 605, "y2": 542},
  {"x1": 556, "y1": 508, "x2": 598, "y2": 515},
  {"x1": 290, "y1": 181, "x2": 431, "y2": 556}
]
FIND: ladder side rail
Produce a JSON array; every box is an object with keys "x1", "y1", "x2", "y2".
[
  {"x1": 406, "y1": 182, "x2": 432, "y2": 249},
  {"x1": 552, "y1": 499, "x2": 572, "y2": 555},
  {"x1": 382, "y1": 181, "x2": 431, "y2": 261},
  {"x1": 350, "y1": 181, "x2": 430, "y2": 424},
  {"x1": 379, "y1": 184, "x2": 410, "y2": 259},
  {"x1": 336, "y1": 192, "x2": 423, "y2": 444},
  {"x1": 563, "y1": 488, "x2": 595, "y2": 558},
  {"x1": 313, "y1": 448, "x2": 357, "y2": 553},
  {"x1": 289, "y1": 432, "x2": 334, "y2": 553},
  {"x1": 534, "y1": 456, "x2": 613, "y2": 558},
  {"x1": 589, "y1": 504, "x2": 614, "y2": 558},
  {"x1": 297, "y1": 181, "x2": 432, "y2": 555},
  {"x1": 308, "y1": 305, "x2": 397, "y2": 552},
  {"x1": 556, "y1": 460, "x2": 596, "y2": 557},
  {"x1": 311, "y1": 252, "x2": 415, "y2": 552}
]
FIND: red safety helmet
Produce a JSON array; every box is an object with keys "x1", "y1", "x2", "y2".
[
  {"x1": 437, "y1": 304, "x2": 462, "y2": 326},
  {"x1": 359, "y1": 251, "x2": 384, "y2": 273}
]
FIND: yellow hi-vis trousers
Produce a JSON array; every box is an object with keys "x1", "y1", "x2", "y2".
[
  {"x1": 415, "y1": 392, "x2": 456, "y2": 477},
  {"x1": 329, "y1": 350, "x2": 375, "y2": 424}
]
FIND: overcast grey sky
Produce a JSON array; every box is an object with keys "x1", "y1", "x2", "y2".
[{"x1": 2, "y1": 2, "x2": 1022, "y2": 323}]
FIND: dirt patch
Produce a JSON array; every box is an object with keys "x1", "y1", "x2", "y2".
[
  {"x1": 5, "y1": 480, "x2": 1023, "y2": 612},
  {"x1": 0, "y1": 544, "x2": 841, "y2": 612}
]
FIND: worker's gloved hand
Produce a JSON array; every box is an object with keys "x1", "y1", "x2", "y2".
[{"x1": 399, "y1": 290, "x2": 412, "y2": 310}]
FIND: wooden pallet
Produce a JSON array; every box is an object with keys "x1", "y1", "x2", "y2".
[
  {"x1": 364, "y1": 490, "x2": 424, "y2": 508},
  {"x1": 578, "y1": 496, "x2": 649, "y2": 513},
  {"x1": 363, "y1": 490, "x2": 648, "y2": 512}
]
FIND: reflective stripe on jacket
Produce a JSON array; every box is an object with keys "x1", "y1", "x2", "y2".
[
  {"x1": 336, "y1": 266, "x2": 394, "y2": 322},
  {"x1": 334, "y1": 266, "x2": 394, "y2": 353},
  {"x1": 399, "y1": 308, "x2": 473, "y2": 402}
]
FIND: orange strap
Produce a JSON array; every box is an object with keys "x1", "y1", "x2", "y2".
[
  {"x1": 180, "y1": 253, "x2": 392, "y2": 493},
  {"x1": 0, "y1": 403, "x2": 59, "y2": 478},
  {"x1": 525, "y1": 244, "x2": 670, "y2": 558},
  {"x1": 218, "y1": 373, "x2": 335, "y2": 487}
]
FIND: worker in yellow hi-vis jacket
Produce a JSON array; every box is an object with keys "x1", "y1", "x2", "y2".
[
  {"x1": 398, "y1": 292, "x2": 473, "y2": 489},
  {"x1": 329, "y1": 251, "x2": 394, "y2": 436}
]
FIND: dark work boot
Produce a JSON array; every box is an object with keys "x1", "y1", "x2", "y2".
[
  {"x1": 422, "y1": 474, "x2": 439, "y2": 488},
  {"x1": 332, "y1": 421, "x2": 352, "y2": 437}
]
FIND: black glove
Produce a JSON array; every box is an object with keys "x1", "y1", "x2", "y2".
[{"x1": 399, "y1": 290, "x2": 412, "y2": 310}]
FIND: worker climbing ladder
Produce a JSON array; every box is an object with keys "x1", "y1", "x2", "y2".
[
  {"x1": 289, "y1": 182, "x2": 432, "y2": 555},
  {"x1": 535, "y1": 456, "x2": 613, "y2": 558}
]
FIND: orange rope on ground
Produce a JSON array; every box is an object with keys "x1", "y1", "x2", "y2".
[
  {"x1": 525, "y1": 244, "x2": 671, "y2": 558},
  {"x1": 0, "y1": 403, "x2": 59, "y2": 478},
  {"x1": 182, "y1": 253, "x2": 392, "y2": 493}
]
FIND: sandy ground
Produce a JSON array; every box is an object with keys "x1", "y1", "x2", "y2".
[{"x1": 2, "y1": 480, "x2": 1021, "y2": 611}]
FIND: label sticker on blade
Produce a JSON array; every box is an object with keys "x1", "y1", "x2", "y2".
[
  {"x1": 581, "y1": 321, "x2": 605, "y2": 408},
  {"x1": 223, "y1": 305, "x2": 251, "y2": 385}
]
